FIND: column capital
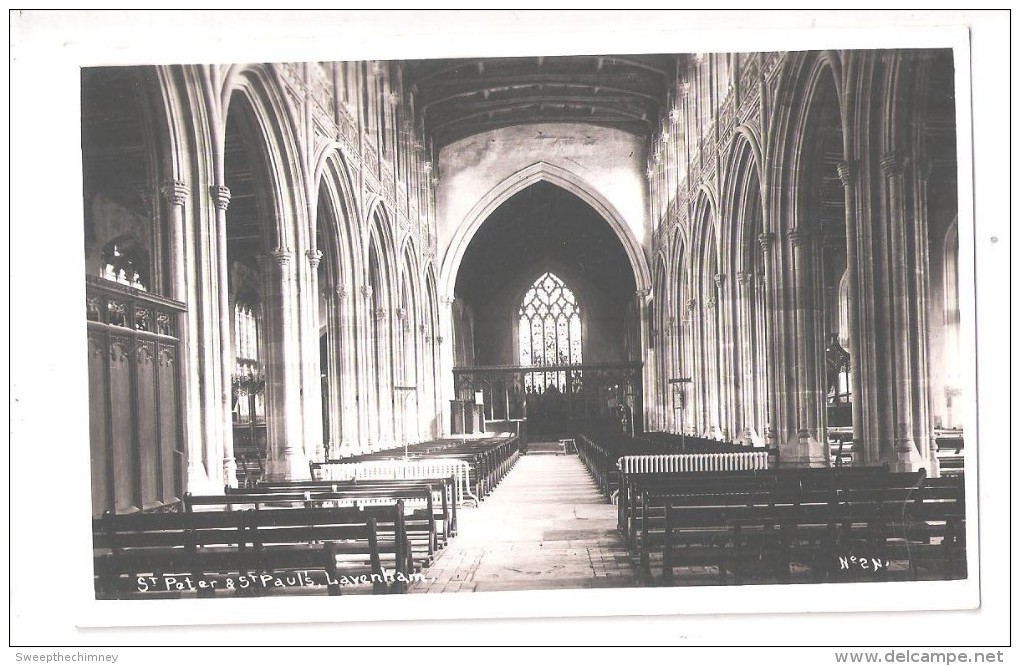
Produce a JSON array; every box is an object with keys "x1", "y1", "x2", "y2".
[
  {"x1": 836, "y1": 160, "x2": 856, "y2": 187},
  {"x1": 335, "y1": 284, "x2": 349, "y2": 299},
  {"x1": 440, "y1": 295, "x2": 456, "y2": 305},
  {"x1": 306, "y1": 249, "x2": 323, "y2": 269},
  {"x1": 705, "y1": 294, "x2": 717, "y2": 309},
  {"x1": 785, "y1": 227, "x2": 812, "y2": 247},
  {"x1": 735, "y1": 271, "x2": 753, "y2": 287},
  {"x1": 713, "y1": 273, "x2": 726, "y2": 289},
  {"x1": 880, "y1": 151, "x2": 906, "y2": 177},
  {"x1": 686, "y1": 298, "x2": 697, "y2": 312},
  {"x1": 271, "y1": 247, "x2": 293, "y2": 267},
  {"x1": 210, "y1": 185, "x2": 231, "y2": 211},
  {"x1": 160, "y1": 179, "x2": 189, "y2": 206},
  {"x1": 635, "y1": 288, "x2": 652, "y2": 300},
  {"x1": 757, "y1": 232, "x2": 775, "y2": 252},
  {"x1": 361, "y1": 285, "x2": 374, "y2": 300},
  {"x1": 395, "y1": 307, "x2": 407, "y2": 320},
  {"x1": 372, "y1": 308, "x2": 387, "y2": 320}
]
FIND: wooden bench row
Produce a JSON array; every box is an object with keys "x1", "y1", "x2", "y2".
[
  {"x1": 620, "y1": 468, "x2": 966, "y2": 584},
  {"x1": 93, "y1": 502, "x2": 415, "y2": 599},
  {"x1": 318, "y1": 434, "x2": 521, "y2": 501},
  {"x1": 93, "y1": 477, "x2": 465, "y2": 599}
]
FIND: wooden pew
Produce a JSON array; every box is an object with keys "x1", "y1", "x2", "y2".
[
  {"x1": 204, "y1": 486, "x2": 438, "y2": 569},
  {"x1": 93, "y1": 504, "x2": 411, "y2": 598},
  {"x1": 257, "y1": 477, "x2": 457, "y2": 541},
  {"x1": 318, "y1": 434, "x2": 521, "y2": 501},
  {"x1": 656, "y1": 469, "x2": 965, "y2": 584}
]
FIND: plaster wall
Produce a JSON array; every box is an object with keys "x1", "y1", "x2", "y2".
[{"x1": 435, "y1": 123, "x2": 649, "y2": 283}]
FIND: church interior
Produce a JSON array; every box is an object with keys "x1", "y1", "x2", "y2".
[{"x1": 82, "y1": 49, "x2": 969, "y2": 596}]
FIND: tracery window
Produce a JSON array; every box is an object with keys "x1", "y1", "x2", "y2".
[
  {"x1": 233, "y1": 303, "x2": 264, "y2": 424},
  {"x1": 518, "y1": 272, "x2": 582, "y2": 392}
]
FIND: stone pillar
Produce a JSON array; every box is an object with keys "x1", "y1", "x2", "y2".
[
  {"x1": 331, "y1": 284, "x2": 357, "y2": 456},
  {"x1": 263, "y1": 248, "x2": 309, "y2": 481},
  {"x1": 837, "y1": 160, "x2": 869, "y2": 467},
  {"x1": 635, "y1": 288, "x2": 651, "y2": 433},
  {"x1": 437, "y1": 295, "x2": 456, "y2": 436},
  {"x1": 913, "y1": 160, "x2": 939, "y2": 477},
  {"x1": 714, "y1": 272, "x2": 736, "y2": 440},
  {"x1": 210, "y1": 185, "x2": 237, "y2": 488},
  {"x1": 683, "y1": 297, "x2": 697, "y2": 434},
  {"x1": 881, "y1": 152, "x2": 926, "y2": 472},
  {"x1": 358, "y1": 284, "x2": 375, "y2": 453},
  {"x1": 757, "y1": 232, "x2": 779, "y2": 443},
  {"x1": 786, "y1": 227, "x2": 826, "y2": 467},
  {"x1": 304, "y1": 249, "x2": 326, "y2": 463},
  {"x1": 735, "y1": 271, "x2": 754, "y2": 444},
  {"x1": 195, "y1": 187, "x2": 225, "y2": 490},
  {"x1": 161, "y1": 180, "x2": 207, "y2": 491}
]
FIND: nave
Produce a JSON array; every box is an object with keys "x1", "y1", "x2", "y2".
[
  {"x1": 81, "y1": 46, "x2": 969, "y2": 598},
  {"x1": 411, "y1": 448, "x2": 638, "y2": 593}
]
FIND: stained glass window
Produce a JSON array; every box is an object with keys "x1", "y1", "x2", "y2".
[{"x1": 519, "y1": 273, "x2": 582, "y2": 392}]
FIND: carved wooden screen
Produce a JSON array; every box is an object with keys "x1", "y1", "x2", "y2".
[
  {"x1": 518, "y1": 272, "x2": 582, "y2": 392},
  {"x1": 86, "y1": 276, "x2": 185, "y2": 516}
]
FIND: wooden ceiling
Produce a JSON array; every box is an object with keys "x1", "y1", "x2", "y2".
[{"x1": 403, "y1": 55, "x2": 678, "y2": 148}]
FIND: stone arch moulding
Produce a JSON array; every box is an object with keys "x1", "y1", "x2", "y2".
[{"x1": 439, "y1": 161, "x2": 652, "y2": 300}]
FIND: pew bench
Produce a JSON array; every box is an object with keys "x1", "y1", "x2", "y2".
[
  {"x1": 93, "y1": 505, "x2": 412, "y2": 599},
  {"x1": 197, "y1": 486, "x2": 438, "y2": 569},
  {"x1": 250, "y1": 477, "x2": 457, "y2": 541}
]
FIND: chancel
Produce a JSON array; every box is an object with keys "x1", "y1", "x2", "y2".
[{"x1": 84, "y1": 50, "x2": 966, "y2": 597}]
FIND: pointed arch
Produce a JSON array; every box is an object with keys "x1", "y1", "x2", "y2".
[{"x1": 439, "y1": 161, "x2": 651, "y2": 299}]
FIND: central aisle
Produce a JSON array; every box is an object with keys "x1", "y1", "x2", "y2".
[{"x1": 410, "y1": 451, "x2": 640, "y2": 593}]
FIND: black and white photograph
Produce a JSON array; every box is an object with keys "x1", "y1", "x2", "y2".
[{"x1": 9, "y1": 9, "x2": 1011, "y2": 653}]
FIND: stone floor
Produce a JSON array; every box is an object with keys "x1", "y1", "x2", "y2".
[{"x1": 410, "y1": 448, "x2": 641, "y2": 593}]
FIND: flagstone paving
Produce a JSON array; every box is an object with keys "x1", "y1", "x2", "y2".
[{"x1": 410, "y1": 449, "x2": 641, "y2": 593}]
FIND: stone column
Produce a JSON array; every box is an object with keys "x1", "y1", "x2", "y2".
[
  {"x1": 913, "y1": 160, "x2": 938, "y2": 476},
  {"x1": 161, "y1": 180, "x2": 207, "y2": 491},
  {"x1": 714, "y1": 272, "x2": 736, "y2": 440},
  {"x1": 358, "y1": 284, "x2": 375, "y2": 452},
  {"x1": 683, "y1": 297, "x2": 697, "y2": 434},
  {"x1": 757, "y1": 232, "x2": 779, "y2": 443},
  {"x1": 881, "y1": 152, "x2": 926, "y2": 472},
  {"x1": 666, "y1": 314, "x2": 677, "y2": 432},
  {"x1": 304, "y1": 249, "x2": 325, "y2": 463},
  {"x1": 837, "y1": 160, "x2": 869, "y2": 466},
  {"x1": 332, "y1": 284, "x2": 358, "y2": 456},
  {"x1": 635, "y1": 288, "x2": 651, "y2": 433},
  {"x1": 263, "y1": 247, "x2": 309, "y2": 480},
  {"x1": 209, "y1": 186, "x2": 237, "y2": 488},
  {"x1": 735, "y1": 271, "x2": 754, "y2": 444},
  {"x1": 437, "y1": 295, "x2": 456, "y2": 436},
  {"x1": 786, "y1": 227, "x2": 826, "y2": 466}
]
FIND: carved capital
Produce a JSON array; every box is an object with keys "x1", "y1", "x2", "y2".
[
  {"x1": 880, "y1": 151, "x2": 905, "y2": 177},
  {"x1": 160, "y1": 180, "x2": 189, "y2": 206},
  {"x1": 735, "y1": 271, "x2": 753, "y2": 287},
  {"x1": 686, "y1": 298, "x2": 697, "y2": 312},
  {"x1": 306, "y1": 249, "x2": 323, "y2": 269},
  {"x1": 373, "y1": 308, "x2": 387, "y2": 320},
  {"x1": 210, "y1": 185, "x2": 231, "y2": 211},
  {"x1": 836, "y1": 160, "x2": 856, "y2": 187},
  {"x1": 635, "y1": 288, "x2": 651, "y2": 299},
  {"x1": 440, "y1": 296, "x2": 456, "y2": 305},
  {"x1": 785, "y1": 227, "x2": 811, "y2": 248},
  {"x1": 435, "y1": 335, "x2": 445, "y2": 345},
  {"x1": 361, "y1": 285, "x2": 374, "y2": 299},
  {"x1": 757, "y1": 232, "x2": 775, "y2": 253},
  {"x1": 714, "y1": 273, "x2": 726, "y2": 289},
  {"x1": 395, "y1": 307, "x2": 406, "y2": 320},
  {"x1": 335, "y1": 285, "x2": 349, "y2": 299},
  {"x1": 706, "y1": 294, "x2": 717, "y2": 309},
  {"x1": 271, "y1": 247, "x2": 293, "y2": 267}
]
